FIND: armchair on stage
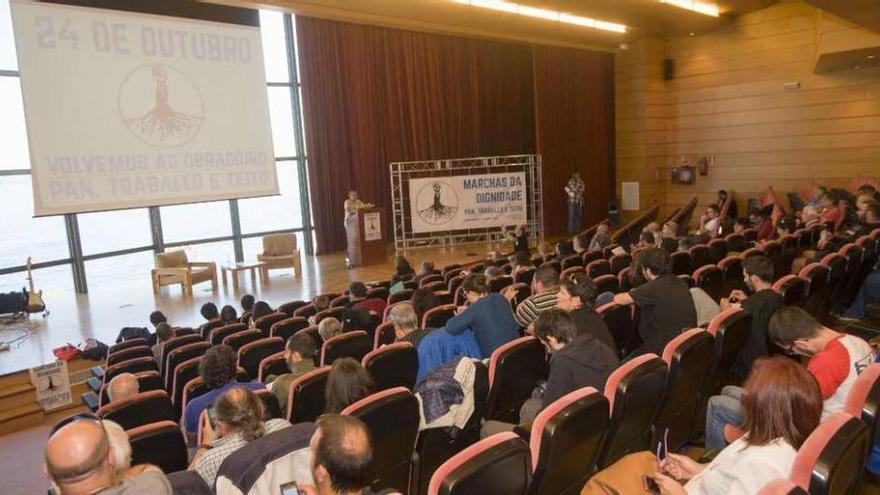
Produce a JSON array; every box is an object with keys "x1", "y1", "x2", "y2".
[
  {"x1": 151, "y1": 250, "x2": 217, "y2": 295},
  {"x1": 257, "y1": 233, "x2": 302, "y2": 277}
]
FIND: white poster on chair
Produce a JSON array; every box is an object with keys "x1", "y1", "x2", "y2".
[{"x1": 408, "y1": 172, "x2": 527, "y2": 234}]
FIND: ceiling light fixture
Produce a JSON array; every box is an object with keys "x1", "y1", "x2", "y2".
[
  {"x1": 657, "y1": 0, "x2": 720, "y2": 17},
  {"x1": 452, "y1": 0, "x2": 627, "y2": 33}
]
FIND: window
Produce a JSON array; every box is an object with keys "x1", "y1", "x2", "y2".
[
  {"x1": 238, "y1": 161, "x2": 303, "y2": 234},
  {"x1": 260, "y1": 10, "x2": 290, "y2": 83},
  {"x1": 0, "y1": 264, "x2": 74, "y2": 293},
  {"x1": 160, "y1": 201, "x2": 232, "y2": 243},
  {"x1": 267, "y1": 87, "x2": 297, "y2": 157},
  {"x1": 185, "y1": 240, "x2": 236, "y2": 268},
  {"x1": 84, "y1": 251, "x2": 155, "y2": 290},
  {"x1": 0, "y1": 175, "x2": 69, "y2": 265},
  {"x1": 0, "y1": 0, "x2": 16, "y2": 71},
  {"x1": 78, "y1": 209, "x2": 152, "y2": 256},
  {"x1": 0, "y1": 77, "x2": 29, "y2": 170}
]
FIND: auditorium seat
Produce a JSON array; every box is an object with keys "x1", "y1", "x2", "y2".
[
  {"x1": 582, "y1": 250, "x2": 603, "y2": 265},
  {"x1": 443, "y1": 267, "x2": 463, "y2": 283},
  {"x1": 527, "y1": 387, "x2": 609, "y2": 495},
  {"x1": 618, "y1": 267, "x2": 634, "y2": 293},
  {"x1": 270, "y1": 316, "x2": 309, "y2": 341},
  {"x1": 170, "y1": 356, "x2": 202, "y2": 417},
  {"x1": 101, "y1": 357, "x2": 159, "y2": 385},
  {"x1": 159, "y1": 334, "x2": 201, "y2": 376},
  {"x1": 790, "y1": 412, "x2": 869, "y2": 494},
  {"x1": 596, "y1": 354, "x2": 667, "y2": 469},
  {"x1": 592, "y1": 274, "x2": 619, "y2": 296},
  {"x1": 173, "y1": 327, "x2": 196, "y2": 337},
  {"x1": 178, "y1": 367, "x2": 249, "y2": 419},
  {"x1": 688, "y1": 244, "x2": 710, "y2": 270},
  {"x1": 209, "y1": 323, "x2": 247, "y2": 346},
  {"x1": 483, "y1": 336, "x2": 546, "y2": 423},
  {"x1": 798, "y1": 263, "x2": 830, "y2": 319},
  {"x1": 372, "y1": 322, "x2": 395, "y2": 349},
  {"x1": 741, "y1": 228, "x2": 757, "y2": 244},
  {"x1": 764, "y1": 241, "x2": 784, "y2": 281},
  {"x1": 238, "y1": 337, "x2": 285, "y2": 380},
  {"x1": 427, "y1": 432, "x2": 531, "y2": 495},
  {"x1": 419, "y1": 274, "x2": 444, "y2": 288},
  {"x1": 83, "y1": 370, "x2": 163, "y2": 412},
  {"x1": 779, "y1": 235, "x2": 800, "y2": 276},
  {"x1": 707, "y1": 239, "x2": 728, "y2": 264},
  {"x1": 166, "y1": 471, "x2": 212, "y2": 495},
  {"x1": 693, "y1": 265, "x2": 724, "y2": 302},
  {"x1": 514, "y1": 268, "x2": 535, "y2": 286},
  {"x1": 669, "y1": 251, "x2": 691, "y2": 276},
  {"x1": 608, "y1": 253, "x2": 631, "y2": 276},
  {"x1": 286, "y1": 366, "x2": 330, "y2": 423},
  {"x1": 277, "y1": 300, "x2": 308, "y2": 317},
  {"x1": 757, "y1": 480, "x2": 808, "y2": 495},
  {"x1": 704, "y1": 308, "x2": 751, "y2": 397},
  {"x1": 223, "y1": 328, "x2": 264, "y2": 352},
  {"x1": 320, "y1": 331, "x2": 372, "y2": 366},
  {"x1": 164, "y1": 341, "x2": 211, "y2": 389},
  {"x1": 718, "y1": 255, "x2": 746, "y2": 296},
  {"x1": 342, "y1": 387, "x2": 420, "y2": 492},
  {"x1": 199, "y1": 320, "x2": 224, "y2": 339},
  {"x1": 653, "y1": 328, "x2": 714, "y2": 452},
  {"x1": 586, "y1": 259, "x2": 611, "y2": 279},
  {"x1": 293, "y1": 303, "x2": 318, "y2": 319},
  {"x1": 559, "y1": 266, "x2": 585, "y2": 282},
  {"x1": 388, "y1": 289, "x2": 414, "y2": 305},
  {"x1": 362, "y1": 342, "x2": 418, "y2": 391},
  {"x1": 505, "y1": 283, "x2": 532, "y2": 308},
  {"x1": 253, "y1": 312, "x2": 288, "y2": 336},
  {"x1": 367, "y1": 286, "x2": 390, "y2": 302},
  {"x1": 315, "y1": 306, "x2": 348, "y2": 324},
  {"x1": 724, "y1": 233, "x2": 747, "y2": 254},
  {"x1": 820, "y1": 252, "x2": 848, "y2": 313},
  {"x1": 108, "y1": 338, "x2": 147, "y2": 355},
  {"x1": 257, "y1": 351, "x2": 288, "y2": 383},
  {"x1": 421, "y1": 304, "x2": 457, "y2": 328},
  {"x1": 560, "y1": 255, "x2": 582, "y2": 271},
  {"x1": 98, "y1": 389, "x2": 175, "y2": 430},
  {"x1": 127, "y1": 420, "x2": 189, "y2": 473},
  {"x1": 107, "y1": 345, "x2": 152, "y2": 367},
  {"x1": 597, "y1": 303, "x2": 640, "y2": 359},
  {"x1": 840, "y1": 243, "x2": 867, "y2": 301},
  {"x1": 254, "y1": 388, "x2": 283, "y2": 420},
  {"x1": 330, "y1": 294, "x2": 349, "y2": 307},
  {"x1": 741, "y1": 247, "x2": 764, "y2": 259},
  {"x1": 773, "y1": 274, "x2": 808, "y2": 308},
  {"x1": 602, "y1": 245, "x2": 620, "y2": 259},
  {"x1": 844, "y1": 364, "x2": 880, "y2": 466},
  {"x1": 416, "y1": 360, "x2": 490, "y2": 494},
  {"x1": 488, "y1": 275, "x2": 514, "y2": 293}
]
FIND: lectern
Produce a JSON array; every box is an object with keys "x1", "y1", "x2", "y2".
[{"x1": 354, "y1": 207, "x2": 386, "y2": 266}]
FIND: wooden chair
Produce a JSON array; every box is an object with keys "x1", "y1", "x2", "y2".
[{"x1": 151, "y1": 250, "x2": 217, "y2": 295}]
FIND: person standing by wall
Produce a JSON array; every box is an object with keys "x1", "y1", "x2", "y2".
[{"x1": 565, "y1": 172, "x2": 585, "y2": 234}]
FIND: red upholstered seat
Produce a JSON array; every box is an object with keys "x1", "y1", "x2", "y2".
[
  {"x1": 597, "y1": 353, "x2": 667, "y2": 468},
  {"x1": 170, "y1": 356, "x2": 202, "y2": 416},
  {"x1": 208, "y1": 323, "x2": 247, "y2": 345},
  {"x1": 270, "y1": 316, "x2": 309, "y2": 340},
  {"x1": 798, "y1": 263, "x2": 830, "y2": 320},
  {"x1": 108, "y1": 338, "x2": 147, "y2": 355},
  {"x1": 253, "y1": 312, "x2": 288, "y2": 336},
  {"x1": 688, "y1": 244, "x2": 711, "y2": 271},
  {"x1": 293, "y1": 303, "x2": 318, "y2": 319},
  {"x1": 560, "y1": 266, "x2": 585, "y2": 281},
  {"x1": 320, "y1": 330, "x2": 371, "y2": 366},
  {"x1": 238, "y1": 337, "x2": 285, "y2": 380},
  {"x1": 757, "y1": 480, "x2": 808, "y2": 495},
  {"x1": 427, "y1": 432, "x2": 531, "y2": 495},
  {"x1": 422, "y1": 304, "x2": 457, "y2": 329},
  {"x1": 772, "y1": 274, "x2": 807, "y2": 308},
  {"x1": 718, "y1": 255, "x2": 746, "y2": 295},
  {"x1": 741, "y1": 247, "x2": 764, "y2": 259},
  {"x1": 844, "y1": 363, "x2": 880, "y2": 459},
  {"x1": 654, "y1": 328, "x2": 714, "y2": 452},
  {"x1": 724, "y1": 233, "x2": 747, "y2": 253},
  {"x1": 315, "y1": 306, "x2": 348, "y2": 325},
  {"x1": 107, "y1": 345, "x2": 152, "y2": 367},
  {"x1": 277, "y1": 300, "x2": 308, "y2": 317},
  {"x1": 223, "y1": 329, "x2": 264, "y2": 352},
  {"x1": 388, "y1": 289, "x2": 414, "y2": 306},
  {"x1": 362, "y1": 342, "x2": 418, "y2": 391},
  {"x1": 372, "y1": 322, "x2": 395, "y2": 349},
  {"x1": 127, "y1": 420, "x2": 188, "y2": 473},
  {"x1": 488, "y1": 275, "x2": 514, "y2": 293},
  {"x1": 164, "y1": 341, "x2": 211, "y2": 389},
  {"x1": 529, "y1": 387, "x2": 609, "y2": 495},
  {"x1": 484, "y1": 336, "x2": 546, "y2": 423},
  {"x1": 693, "y1": 264, "x2": 724, "y2": 302},
  {"x1": 790, "y1": 412, "x2": 870, "y2": 494},
  {"x1": 102, "y1": 357, "x2": 159, "y2": 384},
  {"x1": 98, "y1": 389, "x2": 175, "y2": 431},
  {"x1": 560, "y1": 255, "x2": 582, "y2": 271},
  {"x1": 704, "y1": 307, "x2": 751, "y2": 396},
  {"x1": 586, "y1": 259, "x2": 612, "y2": 278},
  {"x1": 257, "y1": 351, "x2": 288, "y2": 384},
  {"x1": 707, "y1": 239, "x2": 728, "y2": 264},
  {"x1": 158, "y1": 334, "x2": 202, "y2": 376},
  {"x1": 592, "y1": 274, "x2": 619, "y2": 296},
  {"x1": 596, "y1": 302, "x2": 640, "y2": 359},
  {"x1": 669, "y1": 251, "x2": 691, "y2": 276},
  {"x1": 609, "y1": 253, "x2": 632, "y2": 276},
  {"x1": 286, "y1": 365, "x2": 330, "y2": 423},
  {"x1": 582, "y1": 249, "x2": 603, "y2": 265}
]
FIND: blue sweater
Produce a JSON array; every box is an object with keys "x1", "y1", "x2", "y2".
[{"x1": 445, "y1": 293, "x2": 520, "y2": 358}]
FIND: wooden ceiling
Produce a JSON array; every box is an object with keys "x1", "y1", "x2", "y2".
[
  {"x1": 803, "y1": 0, "x2": 880, "y2": 34},
  {"x1": 216, "y1": 0, "x2": 779, "y2": 50}
]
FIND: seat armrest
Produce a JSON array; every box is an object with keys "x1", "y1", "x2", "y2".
[
  {"x1": 513, "y1": 420, "x2": 533, "y2": 441},
  {"x1": 152, "y1": 267, "x2": 191, "y2": 275},
  {"x1": 81, "y1": 392, "x2": 99, "y2": 411},
  {"x1": 187, "y1": 261, "x2": 216, "y2": 268},
  {"x1": 90, "y1": 367, "x2": 104, "y2": 381},
  {"x1": 87, "y1": 376, "x2": 103, "y2": 392}
]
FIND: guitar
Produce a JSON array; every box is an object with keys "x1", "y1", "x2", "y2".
[{"x1": 25, "y1": 257, "x2": 46, "y2": 313}]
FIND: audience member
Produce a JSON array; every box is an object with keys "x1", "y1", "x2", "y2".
[
  {"x1": 410, "y1": 288, "x2": 439, "y2": 328},
  {"x1": 750, "y1": 207, "x2": 774, "y2": 241},
  {"x1": 309, "y1": 295, "x2": 332, "y2": 325},
  {"x1": 445, "y1": 274, "x2": 519, "y2": 358},
  {"x1": 318, "y1": 317, "x2": 343, "y2": 342},
  {"x1": 503, "y1": 264, "x2": 560, "y2": 330},
  {"x1": 555, "y1": 240, "x2": 576, "y2": 260},
  {"x1": 661, "y1": 220, "x2": 679, "y2": 239},
  {"x1": 106, "y1": 373, "x2": 139, "y2": 404},
  {"x1": 732, "y1": 217, "x2": 749, "y2": 234},
  {"x1": 151, "y1": 323, "x2": 173, "y2": 361},
  {"x1": 198, "y1": 303, "x2": 220, "y2": 334},
  {"x1": 573, "y1": 232, "x2": 590, "y2": 254},
  {"x1": 391, "y1": 255, "x2": 415, "y2": 286},
  {"x1": 483, "y1": 265, "x2": 503, "y2": 279},
  {"x1": 325, "y1": 358, "x2": 375, "y2": 414},
  {"x1": 482, "y1": 309, "x2": 618, "y2": 437},
  {"x1": 189, "y1": 387, "x2": 290, "y2": 486},
  {"x1": 102, "y1": 420, "x2": 131, "y2": 479},
  {"x1": 251, "y1": 301, "x2": 273, "y2": 323},
  {"x1": 643, "y1": 222, "x2": 661, "y2": 243},
  {"x1": 800, "y1": 205, "x2": 820, "y2": 229},
  {"x1": 717, "y1": 189, "x2": 738, "y2": 218},
  {"x1": 818, "y1": 190, "x2": 843, "y2": 228},
  {"x1": 240, "y1": 294, "x2": 255, "y2": 324},
  {"x1": 588, "y1": 224, "x2": 611, "y2": 251},
  {"x1": 219, "y1": 305, "x2": 238, "y2": 324},
  {"x1": 774, "y1": 215, "x2": 796, "y2": 239},
  {"x1": 268, "y1": 333, "x2": 318, "y2": 408},
  {"x1": 184, "y1": 345, "x2": 265, "y2": 438},
  {"x1": 557, "y1": 271, "x2": 616, "y2": 352},
  {"x1": 389, "y1": 303, "x2": 432, "y2": 347},
  {"x1": 698, "y1": 204, "x2": 721, "y2": 236},
  {"x1": 839, "y1": 266, "x2": 880, "y2": 321},
  {"x1": 677, "y1": 236, "x2": 694, "y2": 253},
  {"x1": 537, "y1": 241, "x2": 554, "y2": 260},
  {"x1": 659, "y1": 237, "x2": 678, "y2": 255},
  {"x1": 348, "y1": 282, "x2": 384, "y2": 314},
  {"x1": 413, "y1": 261, "x2": 438, "y2": 285},
  {"x1": 307, "y1": 415, "x2": 373, "y2": 495},
  {"x1": 510, "y1": 250, "x2": 533, "y2": 273},
  {"x1": 856, "y1": 201, "x2": 880, "y2": 234},
  {"x1": 45, "y1": 416, "x2": 171, "y2": 494},
  {"x1": 504, "y1": 224, "x2": 529, "y2": 254},
  {"x1": 148, "y1": 311, "x2": 167, "y2": 330},
  {"x1": 705, "y1": 307, "x2": 873, "y2": 450},
  {"x1": 632, "y1": 231, "x2": 655, "y2": 251},
  {"x1": 720, "y1": 256, "x2": 783, "y2": 381},
  {"x1": 613, "y1": 248, "x2": 697, "y2": 356}
]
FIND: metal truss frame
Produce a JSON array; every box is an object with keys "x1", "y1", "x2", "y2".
[{"x1": 389, "y1": 154, "x2": 543, "y2": 251}]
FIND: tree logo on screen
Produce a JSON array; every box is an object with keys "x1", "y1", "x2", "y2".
[
  {"x1": 416, "y1": 181, "x2": 459, "y2": 225},
  {"x1": 118, "y1": 65, "x2": 205, "y2": 148}
]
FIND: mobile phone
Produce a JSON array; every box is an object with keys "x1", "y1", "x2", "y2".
[
  {"x1": 642, "y1": 475, "x2": 661, "y2": 494},
  {"x1": 280, "y1": 481, "x2": 300, "y2": 495},
  {"x1": 656, "y1": 428, "x2": 669, "y2": 469}
]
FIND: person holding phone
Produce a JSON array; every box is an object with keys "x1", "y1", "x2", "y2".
[{"x1": 584, "y1": 356, "x2": 822, "y2": 495}]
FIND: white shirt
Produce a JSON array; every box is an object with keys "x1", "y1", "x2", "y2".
[{"x1": 685, "y1": 437, "x2": 796, "y2": 495}]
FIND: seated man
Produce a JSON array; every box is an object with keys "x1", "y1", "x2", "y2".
[
  {"x1": 840, "y1": 267, "x2": 880, "y2": 322},
  {"x1": 660, "y1": 220, "x2": 678, "y2": 239},
  {"x1": 45, "y1": 416, "x2": 171, "y2": 494},
  {"x1": 349, "y1": 281, "x2": 385, "y2": 313},
  {"x1": 697, "y1": 204, "x2": 721, "y2": 236},
  {"x1": 268, "y1": 333, "x2": 318, "y2": 409},
  {"x1": 240, "y1": 294, "x2": 255, "y2": 325},
  {"x1": 151, "y1": 323, "x2": 173, "y2": 361},
  {"x1": 389, "y1": 303, "x2": 432, "y2": 347},
  {"x1": 613, "y1": 247, "x2": 697, "y2": 356},
  {"x1": 413, "y1": 261, "x2": 439, "y2": 285},
  {"x1": 309, "y1": 295, "x2": 332, "y2": 326},
  {"x1": 572, "y1": 232, "x2": 590, "y2": 254},
  {"x1": 318, "y1": 317, "x2": 343, "y2": 342},
  {"x1": 502, "y1": 264, "x2": 560, "y2": 330},
  {"x1": 183, "y1": 345, "x2": 265, "y2": 442},
  {"x1": 198, "y1": 303, "x2": 220, "y2": 335},
  {"x1": 106, "y1": 373, "x2": 139, "y2": 404},
  {"x1": 705, "y1": 306, "x2": 874, "y2": 450},
  {"x1": 306, "y1": 415, "x2": 373, "y2": 495},
  {"x1": 445, "y1": 274, "x2": 519, "y2": 358},
  {"x1": 190, "y1": 387, "x2": 290, "y2": 486},
  {"x1": 588, "y1": 225, "x2": 610, "y2": 252},
  {"x1": 555, "y1": 271, "x2": 616, "y2": 353}
]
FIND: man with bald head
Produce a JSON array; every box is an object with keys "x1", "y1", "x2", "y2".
[
  {"x1": 107, "y1": 373, "x2": 139, "y2": 404},
  {"x1": 308, "y1": 414, "x2": 373, "y2": 495},
  {"x1": 45, "y1": 417, "x2": 170, "y2": 494}
]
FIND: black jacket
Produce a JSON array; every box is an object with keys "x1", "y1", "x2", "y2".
[{"x1": 542, "y1": 334, "x2": 619, "y2": 409}]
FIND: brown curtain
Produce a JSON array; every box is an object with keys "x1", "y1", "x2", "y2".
[
  {"x1": 533, "y1": 46, "x2": 616, "y2": 236},
  {"x1": 296, "y1": 16, "x2": 614, "y2": 252}
]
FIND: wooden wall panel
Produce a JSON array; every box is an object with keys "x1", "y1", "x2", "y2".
[{"x1": 615, "y1": 0, "x2": 880, "y2": 222}]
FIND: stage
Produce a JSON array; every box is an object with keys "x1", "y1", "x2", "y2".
[{"x1": 0, "y1": 242, "x2": 505, "y2": 376}]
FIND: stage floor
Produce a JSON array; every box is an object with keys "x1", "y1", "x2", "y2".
[{"x1": 0, "y1": 243, "x2": 500, "y2": 375}]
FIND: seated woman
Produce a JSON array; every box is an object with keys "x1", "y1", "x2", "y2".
[
  {"x1": 584, "y1": 356, "x2": 822, "y2": 495},
  {"x1": 324, "y1": 358, "x2": 375, "y2": 414}
]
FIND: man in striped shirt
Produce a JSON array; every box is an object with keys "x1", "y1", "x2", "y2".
[{"x1": 503, "y1": 264, "x2": 560, "y2": 331}]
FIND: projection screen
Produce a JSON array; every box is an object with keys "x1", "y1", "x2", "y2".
[{"x1": 11, "y1": 0, "x2": 278, "y2": 216}]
